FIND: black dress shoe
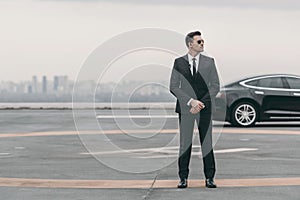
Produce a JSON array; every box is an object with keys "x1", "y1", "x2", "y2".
[
  {"x1": 177, "y1": 178, "x2": 187, "y2": 188},
  {"x1": 205, "y1": 178, "x2": 217, "y2": 188}
]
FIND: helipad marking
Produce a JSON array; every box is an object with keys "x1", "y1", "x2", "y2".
[
  {"x1": 0, "y1": 130, "x2": 177, "y2": 138},
  {"x1": 0, "y1": 128, "x2": 299, "y2": 138},
  {"x1": 0, "y1": 153, "x2": 10, "y2": 156},
  {"x1": 0, "y1": 177, "x2": 299, "y2": 188},
  {"x1": 136, "y1": 148, "x2": 258, "y2": 159},
  {"x1": 80, "y1": 146, "x2": 257, "y2": 157},
  {"x1": 96, "y1": 115, "x2": 177, "y2": 119}
]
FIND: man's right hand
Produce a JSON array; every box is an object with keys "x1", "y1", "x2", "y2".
[{"x1": 190, "y1": 99, "x2": 205, "y2": 109}]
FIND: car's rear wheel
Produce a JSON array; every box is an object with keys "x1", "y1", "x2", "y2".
[{"x1": 230, "y1": 102, "x2": 257, "y2": 127}]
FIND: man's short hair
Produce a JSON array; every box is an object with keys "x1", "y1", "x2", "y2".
[{"x1": 185, "y1": 31, "x2": 201, "y2": 47}]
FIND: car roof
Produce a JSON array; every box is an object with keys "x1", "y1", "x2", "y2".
[{"x1": 225, "y1": 74, "x2": 300, "y2": 86}]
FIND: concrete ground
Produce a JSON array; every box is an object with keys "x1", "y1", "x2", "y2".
[{"x1": 0, "y1": 110, "x2": 299, "y2": 200}]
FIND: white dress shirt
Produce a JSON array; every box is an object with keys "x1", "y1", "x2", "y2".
[
  {"x1": 188, "y1": 53, "x2": 200, "y2": 76},
  {"x1": 187, "y1": 53, "x2": 200, "y2": 106}
]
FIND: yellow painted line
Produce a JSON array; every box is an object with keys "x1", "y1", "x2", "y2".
[
  {"x1": 220, "y1": 128, "x2": 300, "y2": 135},
  {"x1": 0, "y1": 130, "x2": 178, "y2": 138},
  {"x1": 0, "y1": 177, "x2": 299, "y2": 188},
  {"x1": 0, "y1": 131, "x2": 98, "y2": 138},
  {"x1": 154, "y1": 177, "x2": 300, "y2": 188},
  {"x1": 0, "y1": 178, "x2": 153, "y2": 189},
  {"x1": 0, "y1": 128, "x2": 299, "y2": 138}
]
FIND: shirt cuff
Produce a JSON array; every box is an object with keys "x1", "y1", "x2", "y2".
[{"x1": 187, "y1": 98, "x2": 193, "y2": 106}]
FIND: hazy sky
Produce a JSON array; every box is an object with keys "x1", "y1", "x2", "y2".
[{"x1": 0, "y1": 0, "x2": 299, "y2": 84}]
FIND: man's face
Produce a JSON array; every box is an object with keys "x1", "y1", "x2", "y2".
[{"x1": 190, "y1": 35, "x2": 204, "y2": 52}]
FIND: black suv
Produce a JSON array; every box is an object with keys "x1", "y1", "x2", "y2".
[{"x1": 214, "y1": 74, "x2": 300, "y2": 127}]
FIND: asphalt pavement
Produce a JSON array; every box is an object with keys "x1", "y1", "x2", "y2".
[{"x1": 0, "y1": 110, "x2": 299, "y2": 200}]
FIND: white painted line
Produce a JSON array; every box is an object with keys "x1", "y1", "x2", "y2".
[
  {"x1": 80, "y1": 146, "x2": 258, "y2": 157},
  {"x1": 0, "y1": 153, "x2": 11, "y2": 156},
  {"x1": 137, "y1": 148, "x2": 258, "y2": 159},
  {"x1": 80, "y1": 146, "x2": 178, "y2": 155},
  {"x1": 239, "y1": 138, "x2": 250, "y2": 141},
  {"x1": 96, "y1": 115, "x2": 177, "y2": 119},
  {"x1": 15, "y1": 147, "x2": 25, "y2": 150},
  {"x1": 216, "y1": 148, "x2": 257, "y2": 153}
]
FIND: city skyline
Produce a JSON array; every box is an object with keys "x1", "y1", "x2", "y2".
[{"x1": 0, "y1": 74, "x2": 173, "y2": 102}]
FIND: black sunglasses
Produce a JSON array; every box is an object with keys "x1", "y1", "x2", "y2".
[{"x1": 197, "y1": 39, "x2": 204, "y2": 44}]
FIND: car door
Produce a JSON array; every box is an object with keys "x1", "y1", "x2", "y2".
[
  {"x1": 254, "y1": 77, "x2": 291, "y2": 116},
  {"x1": 284, "y1": 76, "x2": 300, "y2": 114}
]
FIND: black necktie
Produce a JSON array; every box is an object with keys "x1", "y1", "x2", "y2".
[{"x1": 192, "y1": 58, "x2": 196, "y2": 78}]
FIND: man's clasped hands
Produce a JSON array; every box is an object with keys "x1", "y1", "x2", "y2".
[{"x1": 190, "y1": 99, "x2": 205, "y2": 114}]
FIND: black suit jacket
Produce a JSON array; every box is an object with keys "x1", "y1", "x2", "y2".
[{"x1": 169, "y1": 54, "x2": 220, "y2": 114}]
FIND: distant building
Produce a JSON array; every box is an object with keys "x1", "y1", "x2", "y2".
[
  {"x1": 62, "y1": 75, "x2": 68, "y2": 93},
  {"x1": 53, "y1": 75, "x2": 68, "y2": 93},
  {"x1": 53, "y1": 76, "x2": 59, "y2": 91},
  {"x1": 42, "y1": 76, "x2": 47, "y2": 93},
  {"x1": 27, "y1": 85, "x2": 32, "y2": 94},
  {"x1": 32, "y1": 76, "x2": 38, "y2": 93}
]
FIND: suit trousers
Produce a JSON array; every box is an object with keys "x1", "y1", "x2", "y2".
[{"x1": 178, "y1": 110, "x2": 216, "y2": 179}]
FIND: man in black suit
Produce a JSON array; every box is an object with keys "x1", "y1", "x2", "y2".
[{"x1": 169, "y1": 31, "x2": 220, "y2": 188}]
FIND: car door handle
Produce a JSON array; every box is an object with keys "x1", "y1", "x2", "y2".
[
  {"x1": 293, "y1": 92, "x2": 300, "y2": 96},
  {"x1": 254, "y1": 91, "x2": 264, "y2": 95}
]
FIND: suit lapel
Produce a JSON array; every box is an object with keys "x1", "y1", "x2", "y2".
[
  {"x1": 197, "y1": 54, "x2": 207, "y2": 77},
  {"x1": 182, "y1": 55, "x2": 193, "y2": 80},
  {"x1": 197, "y1": 54, "x2": 202, "y2": 73}
]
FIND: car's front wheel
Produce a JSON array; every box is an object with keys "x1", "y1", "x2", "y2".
[{"x1": 230, "y1": 102, "x2": 258, "y2": 127}]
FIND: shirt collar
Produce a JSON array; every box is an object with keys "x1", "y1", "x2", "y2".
[{"x1": 187, "y1": 53, "x2": 200, "y2": 62}]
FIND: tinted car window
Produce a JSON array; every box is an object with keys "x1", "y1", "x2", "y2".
[
  {"x1": 245, "y1": 80, "x2": 258, "y2": 86},
  {"x1": 286, "y1": 77, "x2": 300, "y2": 89},
  {"x1": 257, "y1": 77, "x2": 284, "y2": 88}
]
